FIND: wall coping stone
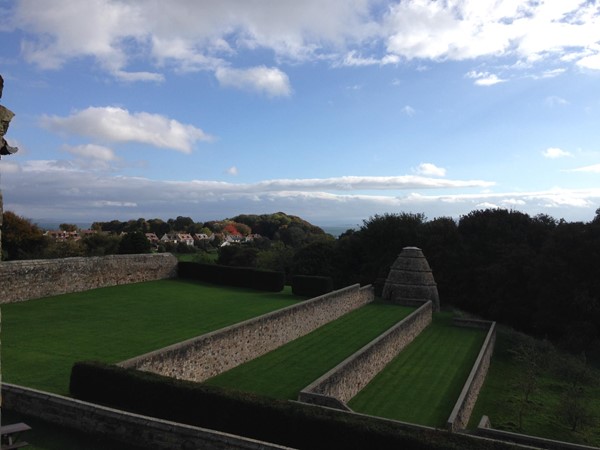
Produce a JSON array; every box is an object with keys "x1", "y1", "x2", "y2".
[
  {"x1": 446, "y1": 321, "x2": 497, "y2": 432},
  {"x1": 1, "y1": 383, "x2": 295, "y2": 450},
  {"x1": 476, "y1": 417, "x2": 600, "y2": 450}
]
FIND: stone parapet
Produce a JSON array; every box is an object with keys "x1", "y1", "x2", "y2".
[
  {"x1": 0, "y1": 254, "x2": 178, "y2": 303},
  {"x1": 446, "y1": 321, "x2": 496, "y2": 432},
  {"x1": 120, "y1": 284, "x2": 375, "y2": 382},
  {"x1": 2, "y1": 383, "x2": 294, "y2": 450},
  {"x1": 298, "y1": 301, "x2": 433, "y2": 408}
]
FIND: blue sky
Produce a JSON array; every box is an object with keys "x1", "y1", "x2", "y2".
[{"x1": 1, "y1": 0, "x2": 600, "y2": 227}]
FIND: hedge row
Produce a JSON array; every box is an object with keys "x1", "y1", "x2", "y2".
[
  {"x1": 70, "y1": 362, "x2": 518, "y2": 450},
  {"x1": 291, "y1": 275, "x2": 333, "y2": 297},
  {"x1": 178, "y1": 262, "x2": 285, "y2": 292}
]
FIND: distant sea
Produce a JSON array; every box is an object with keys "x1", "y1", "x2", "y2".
[{"x1": 320, "y1": 225, "x2": 357, "y2": 238}]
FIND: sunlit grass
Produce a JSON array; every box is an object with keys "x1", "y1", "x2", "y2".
[
  {"x1": 348, "y1": 313, "x2": 486, "y2": 427},
  {"x1": 1, "y1": 279, "x2": 299, "y2": 394},
  {"x1": 204, "y1": 302, "x2": 414, "y2": 399}
]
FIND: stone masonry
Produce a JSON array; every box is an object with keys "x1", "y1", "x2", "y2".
[
  {"x1": 382, "y1": 246, "x2": 440, "y2": 311},
  {"x1": 120, "y1": 284, "x2": 374, "y2": 382},
  {"x1": 299, "y1": 301, "x2": 433, "y2": 407},
  {"x1": 0, "y1": 253, "x2": 178, "y2": 303}
]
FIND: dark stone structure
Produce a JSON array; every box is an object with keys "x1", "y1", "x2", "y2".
[{"x1": 382, "y1": 247, "x2": 440, "y2": 311}]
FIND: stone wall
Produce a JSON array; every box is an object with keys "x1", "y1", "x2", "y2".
[
  {"x1": 120, "y1": 284, "x2": 374, "y2": 382},
  {"x1": 1, "y1": 383, "x2": 293, "y2": 450},
  {"x1": 446, "y1": 320, "x2": 497, "y2": 432},
  {"x1": 476, "y1": 416, "x2": 600, "y2": 450},
  {"x1": 0, "y1": 254, "x2": 178, "y2": 304},
  {"x1": 298, "y1": 301, "x2": 433, "y2": 407}
]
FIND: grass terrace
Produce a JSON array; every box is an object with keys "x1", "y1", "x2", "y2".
[
  {"x1": 348, "y1": 313, "x2": 487, "y2": 427},
  {"x1": 204, "y1": 302, "x2": 414, "y2": 399},
  {"x1": 1, "y1": 279, "x2": 300, "y2": 394}
]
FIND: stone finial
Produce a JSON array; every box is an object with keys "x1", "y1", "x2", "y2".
[{"x1": 382, "y1": 246, "x2": 440, "y2": 311}]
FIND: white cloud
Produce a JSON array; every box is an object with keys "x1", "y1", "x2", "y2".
[
  {"x1": 41, "y1": 106, "x2": 213, "y2": 153},
  {"x1": 3, "y1": 163, "x2": 599, "y2": 223},
  {"x1": 10, "y1": 0, "x2": 600, "y2": 90},
  {"x1": 402, "y1": 105, "x2": 416, "y2": 117},
  {"x1": 63, "y1": 144, "x2": 118, "y2": 161},
  {"x1": 414, "y1": 163, "x2": 446, "y2": 177},
  {"x1": 542, "y1": 147, "x2": 572, "y2": 159},
  {"x1": 226, "y1": 166, "x2": 239, "y2": 176},
  {"x1": 215, "y1": 66, "x2": 292, "y2": 97},
  {"x1": 466, "y1": 71, "x2": 506, "y2": 86},
  {"x1": 544, "y1": 96, "x2": 569, "y2": 107},
  {"x1": 570, "y1": 164, "x2": 600, "y2": 173}
]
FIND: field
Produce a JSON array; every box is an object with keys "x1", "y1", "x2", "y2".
[
  {"x1": 205, "y1": 302, "x2": 414, "y2": 399},
  {"x1": 469, "y1": 328, "x2": 600, "y2": 447},
  {"x1": 1, "y1": 279, "x2": 300, "y2": 394},
  {"x1": 348, "y1": 313, "x2": 487, "y2": 427}
]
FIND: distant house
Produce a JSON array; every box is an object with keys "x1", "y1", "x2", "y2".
[
  {"x1": 44, "y1": 230, "x2": 80, "y2": 241},
  {"x1": 145, "y1": 233, "x2": 160, "y2": 244},
  {"x1": 193, "y1": 233, "x2": 214, "y2": 242},
  {"x1": 176, "y1": 233, "x2": 195, "y2": 246},
  {"x1": 160, "y1": 232, "x2": 194, "y2": 246}
]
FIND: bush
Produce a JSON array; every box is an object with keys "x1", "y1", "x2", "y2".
[
  {"x1": 70, "y1": 361, "x2": 513, "y2": 450},
  {"x1": 178, "y1": 262, "x2": 285, "y2": 292},
  {"x1": 292, "y1": 275, "x2": 334, "y2": 297}
]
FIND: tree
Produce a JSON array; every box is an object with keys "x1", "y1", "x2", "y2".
[
  {"x1": 557, "y1": 386, "x2": 594, "y2": 432},
  {"x1": 118, "y1": 231, "x2": 151, "y2": 254},
  {"x1": 1, "y1": 211, "x2": 48, "y2": 260},
  {"x1": 59, "y1": 223, "x2": 78, "y2": 232},
  {"x1": 509, "y1": 334, "x2": 552, "y2": 430},
  {"x1": 217, "y1": 245, "x2": 258, "y2": 267},
  {"x1": 82, "y1": 233, "x2": 120, "y2": 256}
]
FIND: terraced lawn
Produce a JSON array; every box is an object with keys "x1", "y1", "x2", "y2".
[
  {"x1": 204, "y1": 302, "x2": 414, "y2": 399},
  {"x1": 1, "y1": 279, "x2": 300, "y2": 394},
  {"x1": 348, "y1": 313, "x2": 487, "y2": 427}
]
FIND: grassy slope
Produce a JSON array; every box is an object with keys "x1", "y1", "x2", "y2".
[
  {"x1": 469, "y1": 328, "x2": 600, "y2": 447},
  {"x1": 204, "y1": 302, "x2": 414, "y2": 399},
  {"x1": 348, "y1": 312, "x2": 487, "y2": 427},
  {"x1": 1, "y1": 279, "x2": 299, "y2": 394}
]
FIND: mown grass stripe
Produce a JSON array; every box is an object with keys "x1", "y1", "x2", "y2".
[
  {"x1": 348, "y1": 312, "x2": 486, "y2": 427},
  {"x1": 204, "y1": 302, "x2": 414, "y2": 399},
  {"x1": 1, "y1": 279, "x2": 299, "y2": 394}
]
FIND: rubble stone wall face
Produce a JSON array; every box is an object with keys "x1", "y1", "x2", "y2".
[
  {"x1": 446, "y1": 321, "x2": 497, "y2": 432},
  {"x1": 2, "y1": 383, "x2": 292, "y2": 450},
  {"x1": 120, "y1": 284, "x2": 375, "y2": 382},
  {"x1": 298, "y1": 301, "x2": 433, "y2": 407},
  {"x1": 0, "y1": 254, "x2": 178, "y2": 304}
]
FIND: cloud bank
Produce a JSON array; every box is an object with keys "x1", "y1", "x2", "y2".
[{"x1": 8, "y1": 0, "x2": 600, "y2": 94}]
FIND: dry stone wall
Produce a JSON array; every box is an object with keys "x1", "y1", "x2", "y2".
[
  {"x1": 0, "y1": 254, "x2": 178, "y2": 304},
  {"x1": 2, "y1": 383, "x2": 293, "y2": 450},
  {"x1": 120, "y1": 284, "x2": 374, "y2": 382},
  {"x1": 446, "y1": 320, "x2": 496, "y2": 432},
  {"x1": 299, "y1": 301, "x2": 433, "y2": 407}
]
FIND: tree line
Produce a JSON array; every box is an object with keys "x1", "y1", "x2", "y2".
[{"x1": 2, "y1": 207, "x2": 599, "y2": 359}]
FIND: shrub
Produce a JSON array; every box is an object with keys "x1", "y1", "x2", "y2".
[
  {"x1": 178, "y1": 262, "x2": 284, "y2": 292},
  {"x1": 70, "y1": 361, "x2": 513, "y2": 450},
  {"x1": 292, "y1": 275, "x2": 334, "y2": 297}
]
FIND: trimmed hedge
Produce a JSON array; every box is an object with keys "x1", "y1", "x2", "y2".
[
  {"x1": 178, "y1": 262, "x2": 285, "y2": 292},
  {"x1": 292, "y1": 275, "x2": 334, "y2": 297},
  {"x1": 70, "y1": 361, "x2": 519, "y2": 450}
]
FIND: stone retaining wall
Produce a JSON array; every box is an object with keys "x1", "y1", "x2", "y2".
[
  {"x1": 0, "y1": 254, "x2": 178, "y2": 304},
  {"x1": 298, "y1": 301, "x2": 433, "y2": 408},
  {"x1": 476, "y1": 416, "x2": 600, "y2": 450},
  {"x1": 1, "y1": 383, "x2": 293, "y2": 450},
  {"x1": 446, "y1": 320, "x2": 496, "y2": 432},
  {"x1": 120, "y1": 284, "x2": 374, "y2": 382}
]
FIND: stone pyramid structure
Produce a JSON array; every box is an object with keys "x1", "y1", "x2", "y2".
[{"x1": 382, "y1": 246, "x2": 440, "y2": 311}]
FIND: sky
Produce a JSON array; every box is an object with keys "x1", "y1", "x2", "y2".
[{"x1": 1, "y1": 0, "x2": 600, "y2": 228}]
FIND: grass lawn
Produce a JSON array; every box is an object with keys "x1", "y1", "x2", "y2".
[
  {"x1": 348, "y1": 312, "x2": 487, "y2": 428},
  {"x1": 469, "y1": 328, "x2": 600, "y2": 447},
  {"x1": 204, "y1": 302, "x2": 414, "y2": 399},
  {"x1": 1, "y1": 279, "x2": 300, "y2": 395}
]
